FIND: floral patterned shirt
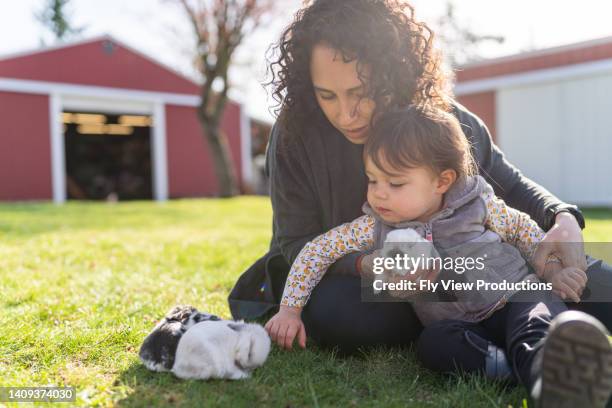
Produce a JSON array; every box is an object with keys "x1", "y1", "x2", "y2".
[{"x1": 280, "y1": 189, "x2": 546, "y2": 308}]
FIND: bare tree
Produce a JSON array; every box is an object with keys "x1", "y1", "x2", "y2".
[
  {"x1": 176, "y1": 0, "x2": 272, "y2": 197},
  {"x1": 36, "y1": 0, "x2": 84, "y2": 44},
  {"x1": 434, "y1": 2, "x2": 504, "y2": 67}
]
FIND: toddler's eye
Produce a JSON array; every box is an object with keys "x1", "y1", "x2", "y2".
[
  {"x1": 390, "y1": 182, "x2": 405, "y2": 188},
  {"x1": 367, "y1": 180, "x2": 376, "y2": 185}
]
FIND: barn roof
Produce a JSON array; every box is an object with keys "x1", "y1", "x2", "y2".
[
  {"x1": 456, "y1": 35, "x2": 612, "y2": 82},
  {"x1": 0, "y1": 35, "x2": 202, "y2": 96}
]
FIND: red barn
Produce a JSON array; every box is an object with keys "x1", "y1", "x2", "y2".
[{"x1": 0, "y1": 35, "x2": 252, "y2": 202}]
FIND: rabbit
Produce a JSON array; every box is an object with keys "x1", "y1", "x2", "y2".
[
  {"x1": 382, "y1": 228, "x2": 432, "y2": 276},
  {"x1": 373, "y1": 228, "x2": 437, "y2": 294},
  {"x1": 171, "y1": 320, "x2": 271, "y2": 380},
  {"x1": 139, "y1": 305, "x2": 221, "y2": 372}
]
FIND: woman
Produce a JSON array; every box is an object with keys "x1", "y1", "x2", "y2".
[{"x1": 229, "y1": 0, "x2": 611, "y2": 365}]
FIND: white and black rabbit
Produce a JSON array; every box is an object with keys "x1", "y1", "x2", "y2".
[
  {"x1": 172, "y1": 319, "x2": 271, "y2": 380},
  {"x1": 138, "y1": 305, "x2": 221, "y2": 372}
]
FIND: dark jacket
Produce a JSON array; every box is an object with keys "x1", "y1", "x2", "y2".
[{"x1": 228, "y1": 102, "x2": 584, "y2": 320}]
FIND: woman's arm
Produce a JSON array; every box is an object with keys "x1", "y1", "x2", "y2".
[
  {"x1": 454, "y1": 103, "x2": 587, "y2": 272},
  {"x1": 267, "y1": 123, "x2": 323, "y2": 264}
]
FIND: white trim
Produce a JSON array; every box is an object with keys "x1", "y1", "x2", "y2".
[
  {"x1": 458, "y1": 35, "x2": 612, "y2": 70},
  {"x1": 62, "y1": 95, "x2": 153, "y2": 115},
  {"x1": 239, "y1": 104, "x2": 253, "y2": 188},
  {"x1": 0, "y1": 77, "x2": 200, "y2": 107},
  {"x1": 49, "y1": 93, "x2": 66, "y2": 204},
  {"x1": 152, "y1": 102, "x2": 169, "y2": 201},
  {"x1": 45, "y1": 92, "x2": 168, "y2": 203},
  {"x1": 455, "y1": 58, "x2": 612, "y2": 95}
]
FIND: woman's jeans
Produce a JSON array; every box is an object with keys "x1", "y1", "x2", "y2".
[{"x1": 301, "y1": 274, "x2": 422, "y2": 355}]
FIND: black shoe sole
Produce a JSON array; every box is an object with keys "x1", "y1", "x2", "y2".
[{"x1": 540, "y1": 311, "x2": 612, "y2": 408}]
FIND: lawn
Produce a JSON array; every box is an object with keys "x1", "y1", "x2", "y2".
[{"x1": 1, "y1": 199, "x2": 610, "y2": 407}]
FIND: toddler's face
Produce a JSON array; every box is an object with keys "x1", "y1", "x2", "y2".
[{"x1": 365, "y1": 156, "x2": 444, "y2": 224}]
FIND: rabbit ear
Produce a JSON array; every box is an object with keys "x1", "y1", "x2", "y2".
[
  {"x1": 233, "y1": 326, "x2": 255, "y2": 370},
  {"x1": 166, "y1": 305, "x2": 198, "y2": 322},
  {"x1": 166, "y1": 305, "x2": 184, "y2": 316}
]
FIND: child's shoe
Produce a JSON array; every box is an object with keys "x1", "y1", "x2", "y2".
[{"x1": 533, "y1": 311, "x2": 612, "y2": 408}]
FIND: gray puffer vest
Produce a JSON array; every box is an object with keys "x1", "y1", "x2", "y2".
[{"x1": 362, "y1": 175, "x2": 540, "y2": 325}]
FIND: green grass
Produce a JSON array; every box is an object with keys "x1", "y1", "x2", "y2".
[{"x1": 0, "y1": 199, "x2": 610, "y2": 407}]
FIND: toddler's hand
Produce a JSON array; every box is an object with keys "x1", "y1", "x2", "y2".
[
  {"x1": 549, "y1": 266, "x2": 587, "y2": 303},
  {"x1": 264, "y1": 305, "x2": 306, "y2": 350}
]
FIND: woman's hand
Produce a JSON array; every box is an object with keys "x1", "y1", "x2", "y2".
[
  {"x1": 264, "y1": 305, "x2": 306, "y2": 350},
  {"x1": 533, "y1": 212, "x2": 588, "y2": 276}
]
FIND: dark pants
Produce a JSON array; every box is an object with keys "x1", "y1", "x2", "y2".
[
  {"x1": 301, "y1": 259, "x2": 612, "y2": 359},
  {"x1": 417, "y1": 291, "x2": 567, "y2": 389},
  {"x1": 301, "y1": 274, "x2": 423, "y2": 355}
]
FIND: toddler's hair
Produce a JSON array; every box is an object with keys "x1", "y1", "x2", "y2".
[{"x1": 364, "y1": 106, "x2": 476, "y2": 180}]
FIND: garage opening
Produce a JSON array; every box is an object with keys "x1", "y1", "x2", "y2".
[{"x1": 63, "y1": 111, "x2": 153, "y2": 200}]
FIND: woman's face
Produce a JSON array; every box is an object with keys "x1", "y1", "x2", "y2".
[{"x1": 310, "y1": 43, "x2": 376, "y2": 144}]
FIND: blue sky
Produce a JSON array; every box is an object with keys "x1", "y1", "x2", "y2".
[{"x1": 2, "y1": 1, "x2": 612, "y2": 122}]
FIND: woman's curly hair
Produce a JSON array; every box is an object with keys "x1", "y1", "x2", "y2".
[{"x1": 266, "y1": 0, "x2": 453, "y2": 139}]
